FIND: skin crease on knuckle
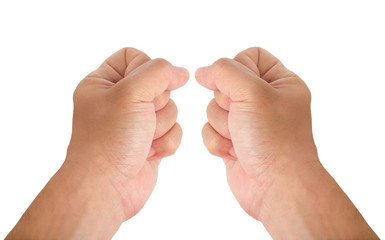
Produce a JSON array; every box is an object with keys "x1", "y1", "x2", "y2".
[
  {"x1": 214, "y1": 91, "x2": 231, "y2": 110},
  {"x1": 202, "y1": 122, "x2": 231, "y2": 158},
  {"x1": 206, "y1": 99, "x2": 230, "y2": 139},
  {"x1": 202, "y1": 123, "x2": 218, "y2": 155},
  {"x1": 164, "y1": 131, "x2": 179, "y2": 155},
  {"x1": 154, "y1": 99, "x2": 178, "y2": 140},
  {"x1": 156, "y1": 123, "x2": 182, "y2": 157},
  {"x1": 153, "y1": 91, "x2": 171, "y2": 111},
  {"x1": 213, "y1": 57, "x2": 234, "y2": 70}
]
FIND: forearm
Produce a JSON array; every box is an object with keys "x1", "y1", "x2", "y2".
[
  {"x1": 6, "y1": 159, "x2": 125, "y2": 239},
  {"x1": 260, "y1": 157, "x2": 378, "y2": 239}
]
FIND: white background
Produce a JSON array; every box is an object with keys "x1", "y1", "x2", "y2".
[{"x1": 1, "y1": 0, "x2": 384, "y2": 239}]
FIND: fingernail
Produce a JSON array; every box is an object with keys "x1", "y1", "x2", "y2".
[
  {"x1": 195, "y1": 66, "x2": 207, "y2": 78},
  {"x1": 176, "y1": 67, "x2": 189, "y2": 79},
  {"x1": 148, "y1": 147, "x2": 156, "y2": 158},
  {"x1": 229, "y1": 147, "x2": 237, "y2": 158}
]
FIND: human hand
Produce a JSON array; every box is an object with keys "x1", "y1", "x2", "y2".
[
  {"x1": 68, "y1": 47, "x2": 188, "y2": 217},
  {"x1": 196, "y1": 47, "x2": 377, "y2": 239},
  {"x1": 197, "y1": 47, "x2": 315, "y2": 219},
  {"x1": 6, "y1": 48, "x2": 188, "y2": 239}
]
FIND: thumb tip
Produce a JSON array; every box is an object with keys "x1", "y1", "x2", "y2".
[{"x1": 176, "y1": 67, "x2": 189, "y2": 79}]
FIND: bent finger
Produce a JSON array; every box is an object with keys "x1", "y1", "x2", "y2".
[
  {"x1": 148, "y1": 123, "x2": 183, "y2": 161},
  {"x1": 116, "y1": 58, "x2": 189, "y2": 102},
  {"x1": 206, "y1": 99, "x2": 230, "y2": 139},
  {"x1": 202, "y1": 122, "x2": 236, "y2": 160},
  {"x1": 214, "y1": 90, "x2": 231, "y2": 111},
  {"x1": 154, "y1": 99, "x2": 177, "y2": 140},
  {"x1": 195, "y1": 58, "x2": 271, "y2": 102},
  {"x1": 153, "y1": 91, "x2": 170, "y2": 111}
]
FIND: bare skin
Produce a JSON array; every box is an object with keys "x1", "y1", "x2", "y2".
[
  {"x1": 6, "y1": 47, "x2": 378, "y2": 239},
  {"x1": 196, "y1": 47, "x2": 379, "y2": 239},
  {"x1": 6, "y1": 48, "x2": 189, "y2": 239}
]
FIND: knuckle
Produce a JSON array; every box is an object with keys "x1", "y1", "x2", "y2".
[
  {"x1": 165, "y1": 136, "x2": 180, "y2": 155},
  {"x1": 206, "y1": 98, "x2": 215, "y2": 116},
  {"x1": 202, "y1": 124, "x2": 219, "y2": 155},
  {"x1": 235, "y1": 47, "x2": 263, "y2": 59},
  {"x1": 233, "y1": 48, "x2": 262, "y2": 76},
  {"x1": 119, "y1": 47, "x2": 150, "y2": 64},
  {"x1": 153, "y1": 91, "x2": 171, "y2": 110},
  {"x1": 120, "y1": 47, "x2": 144, "y2": 56},
  {"x1": 213, "y1": 58, "x2": 233, "y2": 69},
  {"x1": 173, "y1": 101, "x2": 178, "y2": 115},
  {"x1": 72, "y1": 79, "x2": 89, "y2": 102},
  {"x1": 72, "y1": 84, "x2": 81, "y2": 102},
  {"x1": 207, "y1": 140, "x2": 219, "y2": 156},
  {"x1": 163, "y1": 99, "x2": 178, "y2": 118},
  {"x1": 300, "y1": 80, "x2": 311, "y2": 97},
  {"x1": 214, "y1": 91, "x2": 230, "y2": 109},
  {"x1": 162, "y1": 90, "x2": 171, "y2": 99},
  {"x1": 202, "y1": 122, "x2": 210, "y2": 136},
  {"x1": 292, "y1": 78, "x2": 312, "y2": 103},
  {"x1": 300, "y1": 82, "x2": 312, "y2": 103},
  {"x1": 168, "y1": 98, "x2": 177, "y2": 109},
  {"x1": 173, "y1": 122, "x2": 182, "y2": 135},
  {"x1": 307, "y1": 88, "x2": 312, "y2": 102},
  {"x1": 151, "y1": 58, "x2": 172, "y2": 69},
  {"x1": 245, "y1": 46, "x2": 263, "y2": 54},
  {"x1": 165, "y1": 140, "x2": 178, "y2": 155}
]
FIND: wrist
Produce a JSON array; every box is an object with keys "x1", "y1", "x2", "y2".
[
  {"x1": 7, "y1": 156, "x2": 127, "y2": 239},
  {"x1": 64, "y1": 145, "x2": 145, "y2": 219},
  {"x1": 61, "y1": 156, "x2": 128, "y2": 217},
  {"x1": 258, "y1": 153, "x2": 378, "y2": 239},
  {"x1": 51, "y1": 158, "x2": 127, "y2": 238},
  {"x1": 259, "y1": 154, "x2": 325, "y2": 220}
]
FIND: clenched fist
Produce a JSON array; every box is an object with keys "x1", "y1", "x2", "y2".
[
  {"x1": 196, "y1": 47, "x2": 377, "y2": 239},
  {"x1": 7, "y1": 48, "x2": 188, "y2": 239},
  {"x1": 197, "y1": 47, "x2": 315, "y2": 218},
  {"x1": 69, "y1": 48, "x2": 188, "y2": 215}
]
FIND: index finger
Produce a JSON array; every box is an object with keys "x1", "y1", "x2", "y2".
[
  {"x1": 195, "y1": 58, "x2": 271, "y2": 102},
  {"x1": 115, "y1": 58, "x2": 189, "y2": 102}
]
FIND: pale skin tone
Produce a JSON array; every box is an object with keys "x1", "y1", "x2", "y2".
[
  {"x1": 197, "y1": 47, "x2": 379, "y2": 239},
  {"x1": 6, "y1": 48, "x2": 189, "y2": 239},
  {"x1": 6, "y1": 47, "x2": 378, "y2": 239}
]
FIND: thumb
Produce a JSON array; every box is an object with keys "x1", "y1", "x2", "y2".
[
  {"x1": 116, "y1": 58, "x2": 189, "y2": 102},
  {"x1": 195, "y1": 58, "x2": 271, "y2": 103}
]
